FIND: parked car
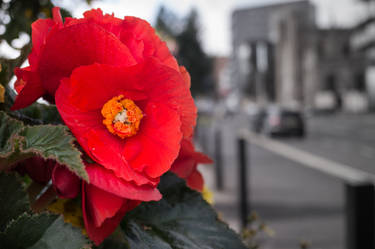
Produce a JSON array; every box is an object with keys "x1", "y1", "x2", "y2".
[
  {"x1": 248, "y1": 107, "x2": 267, "y2": 133},
  {"x1": 252, "y1": 106, "x2": 305, "y2": 137}
]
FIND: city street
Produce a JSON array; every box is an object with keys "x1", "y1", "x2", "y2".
[
  {"x1": 196, "y1": 113, "x2": 375, "y2": 249},
  {"x1": 287, "y1": 114, "x2": 375, "y2": 173}
]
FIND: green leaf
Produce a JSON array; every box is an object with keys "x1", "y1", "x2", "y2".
[
  {"x1": 13, "y1": 103, "x2": 62, "y2": 125},
  {"x1": 0, "y1": 172, "x2": 88, "y2": 249},
  {"x1": 19, "y1": 125, "x2": 88, "y2": 180},
  {"x1": 0, "y1": 111, "x2": 24, "y2": 160},
  {"x1": 100, "y1": 173, "x2": 248, "y2": 249},
  {"x1": 0, "y1": 212, "x2": 57, "y2": 248},
  {"x1": 121, "y1": 221, "x2": 173, "y2": 249},
  {"x1": 0, "y1": 173, "x2": 29, "y2": 231},
  {"x1": 0, "y1": 111, "x2": 88, "y2": 181},
  {"x1": 28, "y1": 217, "x2": 88, "y2": 249}
]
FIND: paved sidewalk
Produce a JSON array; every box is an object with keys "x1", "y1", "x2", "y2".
[{"x1": 196, "y1": 115, "x2": 345, "y2": 249}]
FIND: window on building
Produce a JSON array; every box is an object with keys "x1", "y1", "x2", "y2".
[
  {"x1": 324, "y1": 74, "x2": 336, "y2": 92},
  {"x1": 317, "y1": 41, "x2": 324, "y2": 59},
  {"x1": 354, "y1": 72, "x2": 366, "y2": 92},
  {"x1": 342, "y1": 42, "x2": 351, "y2": 57}
]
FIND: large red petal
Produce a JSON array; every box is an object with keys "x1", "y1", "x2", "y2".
[
  {"x1": 178, "y1": 138, "x2": 213, "y2": 164},
  {"x1": 186, "y1": 170, "x2": 204, "y2": 192},
  {"x1": 179, "y1": 66, "x2": 191, "y2": 88},
  {"x1": 139, "y1": 59, "x2": 197, "y2": 138},
  {"x1": 28, "y1": 18, "x2": 56, "y2": 66},
  {"x1": 82, "y1": 182, "x2": 140, "y2": 245},
  {"x1": 123, "y1": 102, "x2": 182, "y2": 177},
  {"x1": 55, "y1": 77, "x2": 102, "y2": 150},
  {"x1": 87, "y1": 129, "x2": 160, "y2": 185},
  {"x1": 11, "y1": 8, "x2": 64, "y2": 109},
  {"x1": 171, "y1": 138, "x2": 212, "y2": 188},
  {"x1": 64, "y1": 9, "x2": 123, "y2": 37},
  {"x1": 171, "y1": 158, "x2": 196, "y2": 179},
  {"x1": 28, "y1": 7, "x2": 63, "y2": 67},
  {"x1": 193, "y1": 151, "x2": 213, "y2": 164},
  {"x1": 11, "y1": 67, "x2": 45, "y2": 110},
  {"x1": 64, "y1": 9, "x2": 178, "y2": 71},
  {"x1": 86, "y1": 164, "x2": 161, "y2": 201},
  {"x1": 82, "y1": 9, "x2": 123, "y2": 37},
  {"x1": 38, "y1": 22, "x2": 136, "y2": 95},
  {"x1": 120, "y1": 16, "x2": 179, "y2": 71},
  {"x1": 84, "y1": 183, "x2": 124, "y2": 227},
  {"x1": 67, "y1": 63, "x2": 145, "y2": 112},
  {"x1": 52, "y1": 7, "x2": 63, "y2": 24}
]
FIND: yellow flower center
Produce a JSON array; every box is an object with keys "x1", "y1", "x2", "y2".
[{"x1": 101, "y1": 95, "x2": 143, "y2": 139}]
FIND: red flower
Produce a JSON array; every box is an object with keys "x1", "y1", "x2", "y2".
[
  {"x1": 12, "y1": 8, "x2": 195, "y2": 137},
  {"x1": 171, "y1": 138, "x2": 213, "y2": 192},
  {"x1": 13, "y1": 7, "x2": 198, "y2": 245},
  {"x1": 55, "y1": 60, "x2": 195, "y2": 244},
  {"x1": 56, "y1": 59, "x2": 195, "y2": 181},
  {"x1": 82, "y1": 180, "x2": 141, "y2": 245}
]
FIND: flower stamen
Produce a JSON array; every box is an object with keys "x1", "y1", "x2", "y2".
[{"x1": 101, "y1": 95, "x2": 143, "y2": 139}]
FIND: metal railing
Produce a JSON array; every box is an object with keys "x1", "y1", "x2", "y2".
[{"x1": 214, "y1": 128, "x2": 375, "y2": 249}]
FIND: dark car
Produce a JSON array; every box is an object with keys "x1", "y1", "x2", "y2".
[
  {"x1": 249, "y1": 107, "x2": 267, "y2": 133},
  {"x1": 255, "y1": 107, "x2": 305, "y2": 137}
]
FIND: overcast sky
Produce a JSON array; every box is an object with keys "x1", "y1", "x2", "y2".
[{"x1": 54, "y1": 0, "x2": 371, "y2": 56}]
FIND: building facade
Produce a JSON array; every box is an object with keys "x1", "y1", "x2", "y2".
[
  {"x1": 232, "y1": 0, "x2": 369, "y2": 112},
  {"x1": 351, "y1": 12, "x2": 375, "y2": 110}
]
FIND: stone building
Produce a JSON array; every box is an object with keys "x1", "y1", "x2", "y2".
[
  {"x1": 351, "y1": 13, "x2": 375, "y2": 110},
  {"x1": 232, "y1": 0, "x2": 368, "y2": 112},
  {"x1": 314, "y1": 29, "x2": 367, "y2": 111}
]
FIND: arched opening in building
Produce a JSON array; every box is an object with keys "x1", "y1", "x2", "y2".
[
  {"x1": 324, "y1": 73, "x2": 341, "y2": 109},
  {"x1": 324, "y1": 74, "x2": 336, "y2": 92},
  {"x1": 354, "y1": 72, "x2": 366, "y2": 92}
]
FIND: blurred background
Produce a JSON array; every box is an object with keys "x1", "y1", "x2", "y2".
[{"x1": 2, "y1": 0, "x2": 375, "y2": 248}]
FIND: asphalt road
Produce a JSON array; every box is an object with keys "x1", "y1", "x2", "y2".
[
  {"x1": 286, "y1": 114, "x2": 375, "y2": 174},
  {"x1": 196, "y1": 113, "x2": 375, "y2": 249}
]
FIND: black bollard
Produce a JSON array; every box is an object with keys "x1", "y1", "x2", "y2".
[
  {"x1": 346, "y1": 182, "x2": 375, "y2": 249},
  {"x1": 238, "y1": 137, "x2": 249, "y2": 228},
  {"x1": 215, "y1": 129, "x2": 224, "y2": 190}
]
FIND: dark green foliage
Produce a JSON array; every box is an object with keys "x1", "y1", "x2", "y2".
[
  {"x1": 155, "y1": 6, "x2": 180, "y2": 38},
  {"x1": 176, "y1": 9, "x2": 213, "y2": 96},
  {"x1": 0, "y1": 172, "x2": 29, "y2": 231},
  {"x1": 98, "y1": 173, "x2": 248, "y2": 249},
  {"x1": 155, "y1": 6, "x2": 214, "y2": 97},
  {"x1": 0, "y1": 172, "x2": 88, "y2": 249},
  {"x1": 0, "y1": 111, "x2": 88, "y2": 181},
  {"x1": 0, "y1": 110, "x2": 24, "y2": 159},
  {"x1": 29, "y1": 217, "x2": 88, "y2": 249},
  {"x1": 13, "y1": 102, "x2": 62, "y2": 125},
  {"x1": 0, "y1": 213, "x2": 58, "y2": 248},
  {"x1": 0, "y1": 172, "x2": 247, "y2": 249}
]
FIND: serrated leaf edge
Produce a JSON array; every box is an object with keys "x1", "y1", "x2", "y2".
[
  {"x1": 0, "y1": 111, "x2": 88, "y2": 181},
  {"x1": 1, "y1": 211, "x2": 57, "y2": 235},
  {"x1": 20, "y1": 124, "x2": 88, "y2": 181}
]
